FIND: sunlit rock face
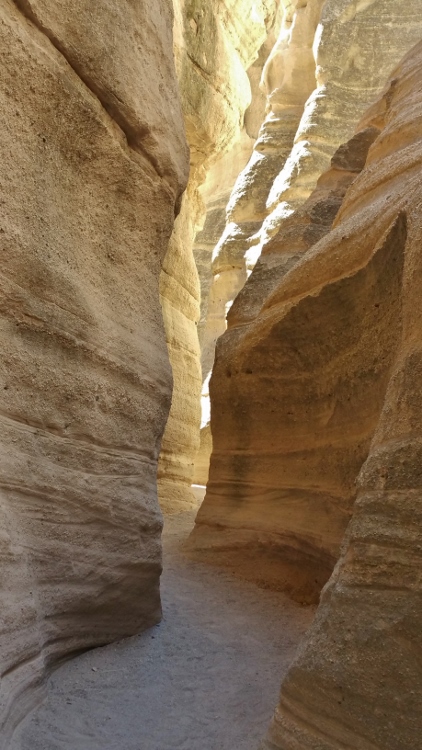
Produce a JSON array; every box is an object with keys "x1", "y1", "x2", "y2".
[
  {"x1": 188, "y1": 121, "x2": 389, "y2": 602},
  {"x1": 194, "y1": 1, "x2": 422, "y2": 485},
  {"x1": 192, "y1": 17, "x2": 279, "y2": 487},
  {"x1": 158, "y1": 0, "x2": 279, "y2": 509},
  {"x1": 217, "y1": 0, "x2": 422, "y2": 263},
  {"x1": 194, "y1": 0, "x2": 422, "y2": 488},
  {"x1": 0, "y1": 0, "x2": 187, "y2": 743},
  {"x1": 188, "y1": 0, "x2": 422, "y2": 598},
  {"x1": 260, "y1": 40, "x2": 422, "y2": 750}
]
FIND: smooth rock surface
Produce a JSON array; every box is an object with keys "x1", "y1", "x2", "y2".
[
  {"x1": 159, "y1": 0, "x2": 278, "y2": 510},
  {"x1": 0, "y1": 0, "x2": 187, "y2": 743},
  {"x1": 192, "y1": 7, "x2": 280, "y2": 485},
  {"x1": 189, "y1": 3, "x2": 422, "y2": 602},
  {"x1": 261, "y1": 40, "x2": 422, "y2": 750},
  {"x1": 188, "y1": 120, "x2": 389, "y2": 603},
  {"x1": 193, "y1": 0, "x2": 422, "y2": 481},
  {"x1": 158, "y1": 191, "x2": 202, "y2": 513}
]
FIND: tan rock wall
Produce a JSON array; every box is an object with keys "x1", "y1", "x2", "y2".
[
  {"x1": 261, "y1": 40, "x2": 422, "y2": 750},
  {"x1": 192, "y1": 11, "x2": 281, "y2": 485},
  {"x1": 158, "y1": 189, "x2": 202, "y2": 513},
  {"x1": 188, "y1": 123, "x2": 388, "y2": 602},
  {"x1": 189, "y1": 0, "x2": 422, "y2": 598},
  {"x1": 193, "y1": 1, "x2": 422, "y2": 493},
  {"x1": 158, "y1": 0, "x2": 278, "y2": 509},
  {"x1": 0, "y1": 0, "x2": 187, "y2": 743},
  {"x1": 192, "y1": 0, "x2": 330, "y2": 486}
]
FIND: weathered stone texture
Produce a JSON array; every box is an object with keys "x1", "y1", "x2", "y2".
[
  {"x1": 261, "y1": 41, "x2": 422, "y2": 750},
  {"x1": 189, "y1": 0, "x2": 422, "y2": 599},
  {"x1": 0, "y1": 0, "x2": 187, "y2": 743},
  {"x1": 194, "y1": 0, "x2": 422, "y2": 455},
  {"x1": 193, "y1": 0, "x2": 331, "y2": 486},
  {"x1": 159, "y1": 0, "x2": 278, "y2": 509},
  {"x1": 192, "y1": 9, "x2": 280, "y2": 485},
  {"x1": 158, "y1": 189, "x2": 202, "y2": 513}
]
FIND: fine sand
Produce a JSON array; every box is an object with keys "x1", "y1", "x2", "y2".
[{"x1": 12, "y1": 507, "x2": 314, "y2": 750}]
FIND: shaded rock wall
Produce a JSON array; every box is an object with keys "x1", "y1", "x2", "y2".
[
  {"x1": 260, "y1": 40, "x2": 422, "y2": 750},
  {"x1": 189, "y1": 123, "x2": 390, "y2": 602},
  {"x1": 189, "y1": 1, "x2": 422, "y2": 600},
  {"x1": 0, "y1": 0, "x2": 187, "y2": 743},
  {"x1": 158, "y1": 0, "x2": 278, "y2": 508},
  {"x1": 193, "y1": 0, "x2": 422, "y2": 488}
]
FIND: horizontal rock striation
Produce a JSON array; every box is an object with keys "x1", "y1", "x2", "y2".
[
  {"x1": 192, "y1": 20, "x2": 279, "y2": 487},
  {"x1": 158, "y1": 0, "x2": 278, "y2": 510},
  {"x1": 261, "y1": 41, "x2": 422, "y2": 749},
  {"x1": 0, "y1": 0, "x2": 188, "y2": 743},
  {"x1": 188, "y1": 116, "x2": 392, "y2": 601},
  {"x1": 188, "y1": 2, "x2": 422, "y2": 602},
  {"x1": 193, "y1": 0, "x2": 422, "y2": 490}
]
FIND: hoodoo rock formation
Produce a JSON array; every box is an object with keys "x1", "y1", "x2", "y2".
[
  {"x1": 260, "y1": 40, "x2": 422, "y2": 750},
  {"x1": 0, "y1": 0, "x2": 188, "y2": 743}
]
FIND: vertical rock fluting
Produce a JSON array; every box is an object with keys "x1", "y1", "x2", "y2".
[
  {"x1": 260, "y1": 0, "x2": 422, "y2": 246},
  {"x1": 192, "y1": 21, "x2": 280, "y2": 486},
  {"x1": 0, "y1": 0, "x2": 188, "y2": 743},
  {"x1": 193, "y1": 0, "x2": 322, "y2": 484},
  {"x1": 195, "y1": 0, "x2": 422, "y2": 488},
  {"x1": 189, "y1": 1, "x2": 422, "y2": 600},
  {"x1": 188, "y1": 120, "x2": 396, "y2": 602},
  {"x1": 217, "y1": 0, "x2": 422, "y2": 262},
  {"x1": 158, "y1": 0, "x2": 278, "y2": 510},
  {"x1": 261, "y1": 41, "x2": 422, "y2": 750}
]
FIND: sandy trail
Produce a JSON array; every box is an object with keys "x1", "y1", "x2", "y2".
[{"x1": 13, "y1": 510, "x2": 313, "y2": 750}]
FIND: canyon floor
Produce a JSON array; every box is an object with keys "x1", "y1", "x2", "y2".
[{"x1": 12, "y1": 498, "x2": 314, "y2": 750}]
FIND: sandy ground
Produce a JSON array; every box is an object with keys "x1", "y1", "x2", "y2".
[{"x1": 12, "y1": 509, "x2": 314, "y2": 750}]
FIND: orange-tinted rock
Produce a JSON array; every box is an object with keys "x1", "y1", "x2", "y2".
[
  {"x1": 188, "y1": 120, "x2": 387, "y2": 602},
  {"x1": 259, "y1": 40, "x2": 422, "y2": 750},
  {"x1": 159, "y1": 0, "x2": 278, "y2": 511}
]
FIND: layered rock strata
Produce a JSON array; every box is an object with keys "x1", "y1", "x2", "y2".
[
  {"x1": 192, "y1": 25, "x2": 279, "y2": 486},
  {"x1": 188, "y1": 120, "x2": 386, "y2": 602},
  {"x1": 261, "y1": 40, "x2": 422, "y2": 750},
  {"x1": 194, "y1": 1, "x2": 422, "y2": 493},
  {"x1": 217, "y1": 0, "x2": 422, "y2": 263},
  {"x1": 189, "y1": 1, "x2": 422, "y2": 601},
  {"x1": 158, "y1": 0, "x2": 278, "y2": 508},
  {"x1": 158, "y1": 189, "x2": 202, "y2": 513},
  {"x1": 193, "y1": 0, "x2": 321, "y2": 485},
  {"x1": 0, "y1": 0, "x2": 187, "y2": 743}
]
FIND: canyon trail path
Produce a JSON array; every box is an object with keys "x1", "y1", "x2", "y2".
[{"x1": 13, "y1": 507, "x2": 314, "y2": 750}]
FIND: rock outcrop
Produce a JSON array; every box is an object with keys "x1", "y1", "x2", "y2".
[
  {"x1": 158, "y1": 0, "x2": 278, "y2": 509},
  {"x1": 0, "y1": 0, "x2": 188, "y2": 743},
  {"x1": 260, "y1": 40, "x2": 422, "y2": 750},
  {"x1": 189, "y1": 1, "x2": 422, "y2": 602}
]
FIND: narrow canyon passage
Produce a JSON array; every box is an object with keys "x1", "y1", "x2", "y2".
[{"x1": 11, "y1": 507, "x2": 313, "y2": 750}]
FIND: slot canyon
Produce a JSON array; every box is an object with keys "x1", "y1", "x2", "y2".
[{"x1": 1, "y1": 0, "x2": 422, "y2": 748}]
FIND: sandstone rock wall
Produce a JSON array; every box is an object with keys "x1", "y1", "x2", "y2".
[
  {"x1": 158, "y1": 0, "x2": 279, "y2": 508},
  {"x1": 189, "y1": 0, "x2": 422, "y2": 600},
  {"x1": 0, "y1": 0, "x2": 187, "y2": 743},
  {"x1": 192, "y1": 22, "x2": 280, "y2": 486},
  {"x1": 260, "y1": 40, "x2": 422, "y2": 750},
  {"x1": 193, "y1": 0, "x2": 422, "y2": 490}
]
